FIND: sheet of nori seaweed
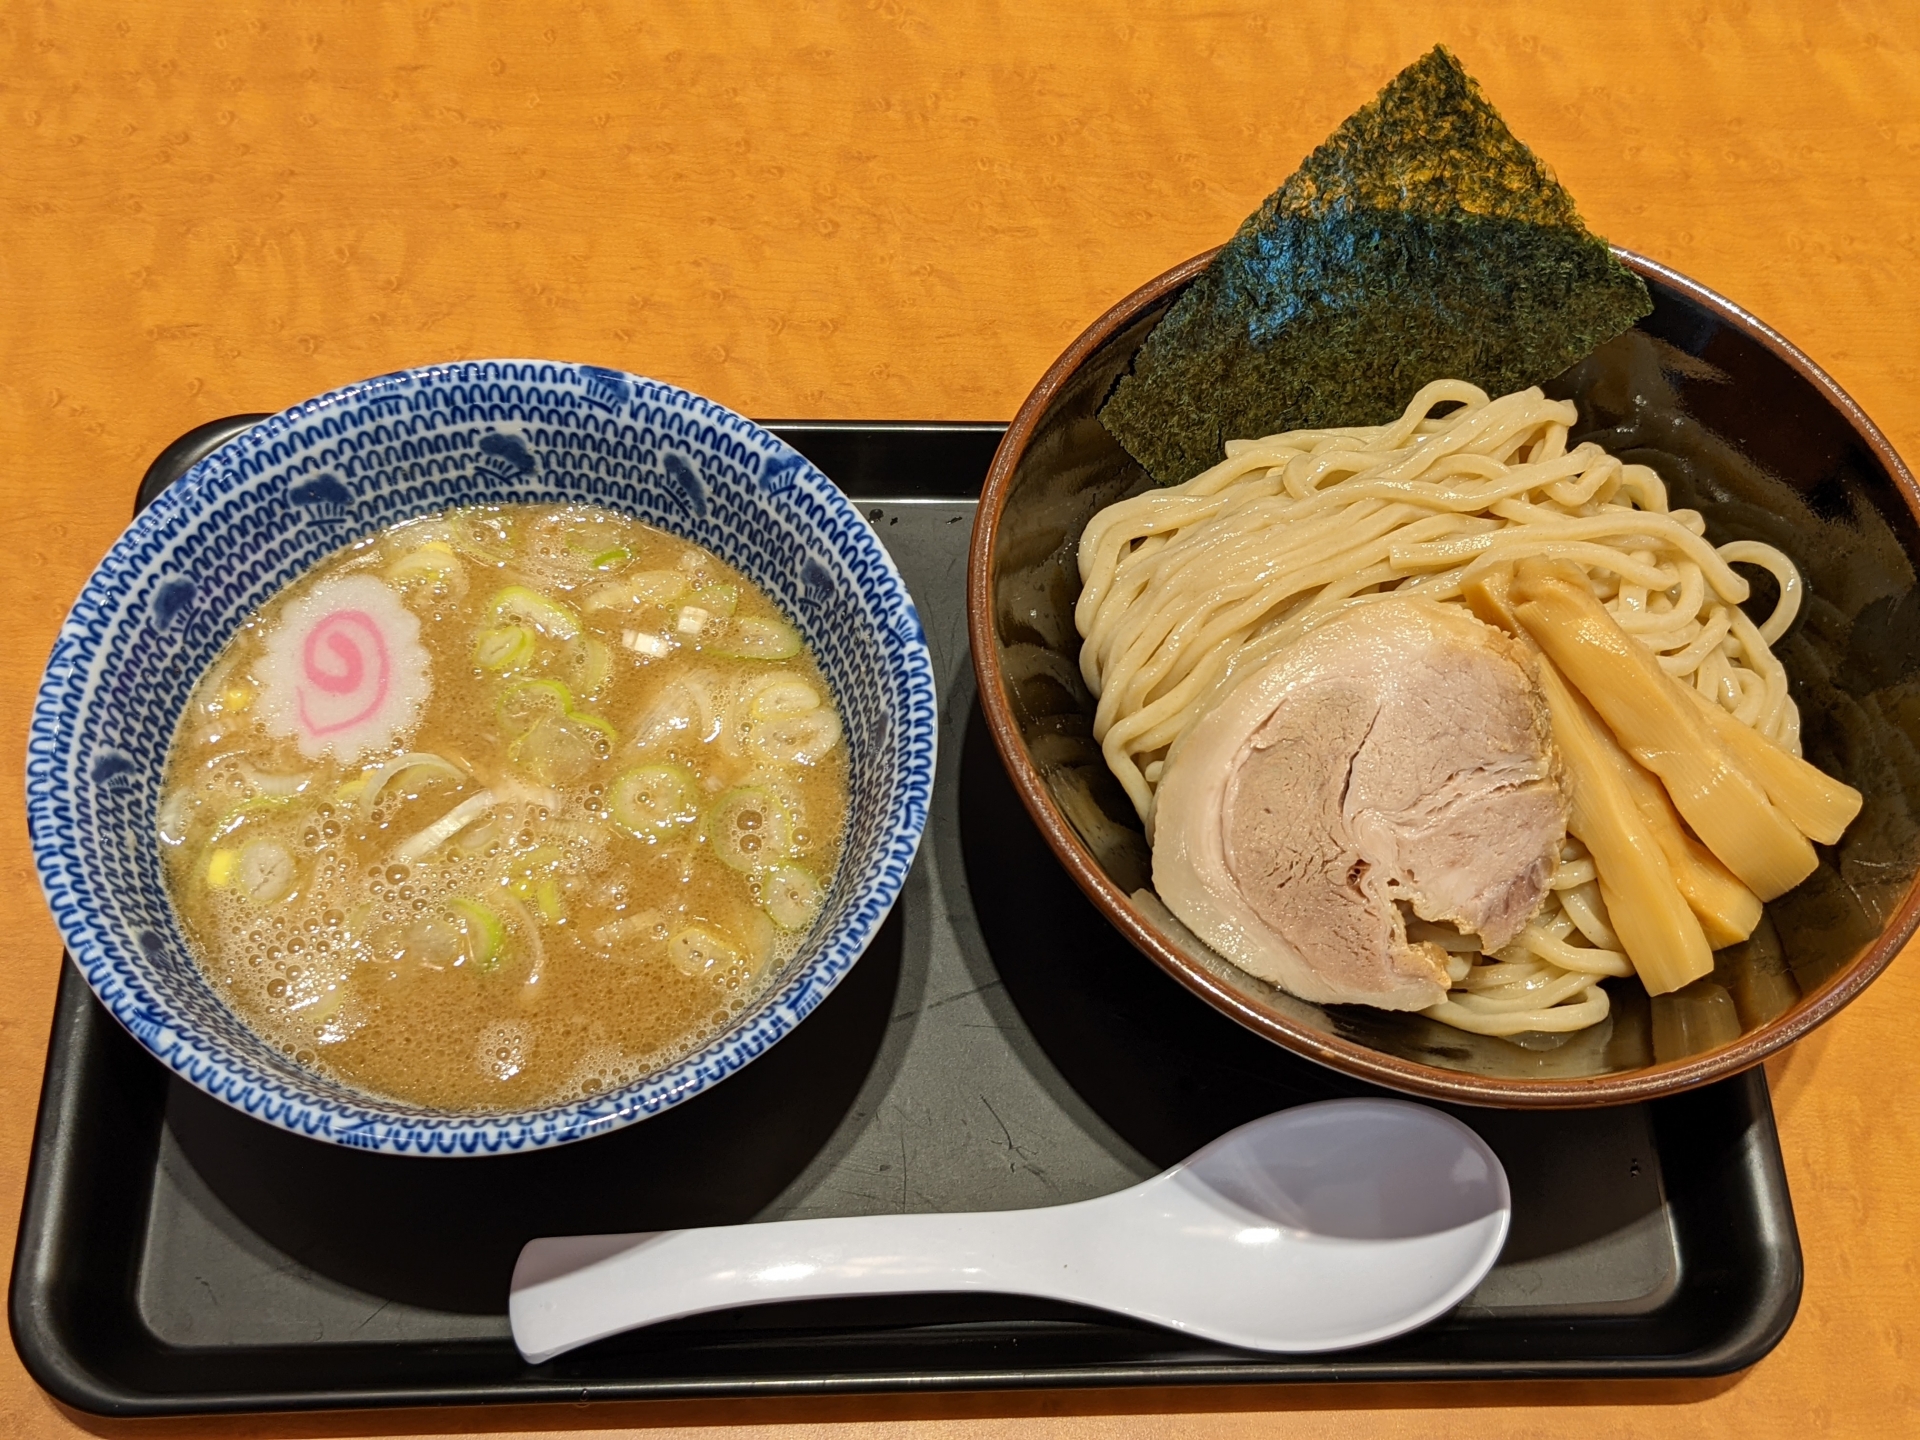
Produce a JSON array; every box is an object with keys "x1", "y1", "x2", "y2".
[{"x1": 1100, "y1": 46, "x2": 1653, "y2": 485}]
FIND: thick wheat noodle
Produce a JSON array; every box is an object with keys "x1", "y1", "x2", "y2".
[
  {"x1": 1090, "y1": 499, "x2": 1407, "y2": 708},
  {"x1": 1089, "y1": 512, "x2": 1418, "y2": 749},
  {"x1": 1076, "y1": 380, "x2": 1811, "y2": 1038},
  {"x1": 1095, "y1": 508, "x2": 1506, "y2": 744},
  {"x1": 1094, "y1": 507, "x2": 1477, "y2": 751}
]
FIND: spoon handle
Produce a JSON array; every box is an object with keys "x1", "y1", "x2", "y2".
[{"x1": 511, "y1": 1205, "x2": 1082, "y2": 1363}]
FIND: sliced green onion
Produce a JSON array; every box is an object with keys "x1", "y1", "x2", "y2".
[
  {"x1": 489, "y1": 584, "x2": 581, "y2": 640},
  {"x1": 401, "y1": 914, "x2": 465, "y2": 968},
  {"x1": 713, "y1": 616, "x2": 802, "y2": 660},
  {"x1": 448, "y1": 897, "x2": 505, "y2": 970},
  {"x1": 394, "y1": 791, "x2": 497, "y2": 864},
  {"x1": 749, "y1": 679, "x2": 822, "y2": 722},
  {"x1": 751, "y1": 709, "x2": 843, "y2": 766},
  {"x1": 208, "y1": 793, "x2": 294, "y2": 843},
  {"x1": 474, "y1": 623, "x2": 536, "y2": 672},
  {"x1": 609, "y1": 764, "x2": 699, "y2": 841},
  {"x1": 237, "y1": 761, "x2": 312, "y2": 798},
  {"x1": 493, "y1": 776, "x2": 564, "y2": 811},
  {"x1": 535, "y1": 878, "x2": 564, "y2": 924},
  {"x1": 446, "y1": 816, "x2": 502, "y2": 859},
  {"x1": 291, "y1": 983, "x2": 347, "y2": 1022},
  {"x1": 510, "y1": 717, "x2": 605, "y2": 786},
  {"x1": 761, "y1": 864, "x2": 824, "y2": 931},
  {"x1": 584, "y1": 570, "x2": 687, "y2": 612},
  {"x1": 498, "y1": 679, "x2": 577, "y2": 738},
  {"x1": 387, "y1": 542, "x2": 468, "y2": 596},
  {"x1": 693, "y1": 583, "x2": 739, "y2": 618},
  {"x1": 565, "y1": 635, "x2": 613, "y2": 698},
  {"x1": 666, "y1": 925, "x2": 741, "y2": 978},
  {"x1": 590, "y1": 913, "x2": 650, "y2": 947},
  {"x1": 499, "y1": 893, "x2": 546, "y2": 992},
  {"x1": 497, "y1": 679, "x2": 615, "y2": 783},
  {"x1": 591, "y1": 546, "x2": 632, "y2": 571},
  {"x1": 510, "y1": 844, "x2": 569, "y2": 874},
  {"x1": 387, "y1": 540, "x2": 460, "y2": 574},
  {"x1": 359, "y1": 752, "x2": 465, "y2": 810},
  {"x1": 232, "y1": 840, "x2": 298, "y2": 904},
  {"x1": 454, "y1": 513, "x2": 515, "y2": 566},
  {"x1": 703, "y1": 786, "x2": 794, "y2": 872},
  {"x1": 570, "y1": 709, "x2": 620, "y2": 745},
  {"x1": 631, "y1": 677, "x2": 717, "y2": 750}
]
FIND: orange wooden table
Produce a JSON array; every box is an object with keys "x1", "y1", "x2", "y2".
[{"x1": 4, "y1": 3, "x2": 1918, "y2": 1436}]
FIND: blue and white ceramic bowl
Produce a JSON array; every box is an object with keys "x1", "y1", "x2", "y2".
[{"x1": 27, "y1": 361, "x2": 936, "y2": 1155}]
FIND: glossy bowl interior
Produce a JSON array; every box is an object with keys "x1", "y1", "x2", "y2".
[
  {"x1": 29, "y1": 361, "x2": 935, "y2": 1154},
  {"x1": 969, "y1": 251, "x2": 1920, "y2": 1107}
]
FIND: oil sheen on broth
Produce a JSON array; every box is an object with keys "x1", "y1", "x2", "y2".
[{"x1": 158, "y1": 504, "x2": 848, "y2": 1112}]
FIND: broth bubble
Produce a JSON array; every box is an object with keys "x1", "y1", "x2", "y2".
[{"x1": 475, "y1": 1020, "x2": 532, "y2": 1082}]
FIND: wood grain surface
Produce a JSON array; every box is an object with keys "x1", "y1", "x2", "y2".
[{"x1": 3, "y1": 1, "x2": 1917, "y2": 1435}]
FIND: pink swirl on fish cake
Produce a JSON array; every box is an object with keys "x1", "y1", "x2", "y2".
[
  {"x1": 255, "y1": 574, "x2": 432, "y2": 765},
  {"x1": 297, "y1": 609, "x2": 390, "y2": 736}
]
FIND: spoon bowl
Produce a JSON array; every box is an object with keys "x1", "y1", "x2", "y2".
[{"x1": 510, "y1": 1098, "x2": 1510, "y2": 1361}]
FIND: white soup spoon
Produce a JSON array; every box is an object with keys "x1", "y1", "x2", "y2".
[{"x1": 510, "y1": 1097, "x2": 1510, "y2": 1363}]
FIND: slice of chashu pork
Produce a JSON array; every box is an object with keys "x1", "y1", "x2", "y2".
[{"x1": 1151, "y1": 596, "x2": 1567, "y2": 1010}]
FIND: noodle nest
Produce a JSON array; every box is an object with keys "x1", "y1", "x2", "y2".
[{"x1": 1075, "y1": 380, "x2": 1805, "y2": 1036}]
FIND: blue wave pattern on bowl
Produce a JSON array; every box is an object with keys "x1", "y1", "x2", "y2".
[{"x1": 27, "y1": 362, "x2": 936, "y2": 1155}]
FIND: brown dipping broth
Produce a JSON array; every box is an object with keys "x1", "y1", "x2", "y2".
[{"x1": 157, "y1": 504, "x2": 848, "y2": 1112}]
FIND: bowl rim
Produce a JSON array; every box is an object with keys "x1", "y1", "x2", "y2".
[
  {"x1": 29, "y1": 360, "x2": 937, "y2": 1153},
  {"x1": 967, "y1": 248, "x2": 1920, "y2": 1108}
]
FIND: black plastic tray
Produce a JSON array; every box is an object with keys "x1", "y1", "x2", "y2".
[{"x1": 10, "y1": 419, "x2": 1801, "y2": 1416}]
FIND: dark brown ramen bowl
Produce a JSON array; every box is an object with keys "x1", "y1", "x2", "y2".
[{"x1": 968, "y1": 248, "x2": 1920, "y2": 1107}]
